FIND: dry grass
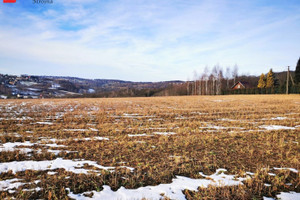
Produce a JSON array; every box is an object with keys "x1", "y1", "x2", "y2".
[{"x1": 0, "y1": 95, "x2": 299, "y2": 199}]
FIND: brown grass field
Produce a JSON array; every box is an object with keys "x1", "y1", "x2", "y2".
[{"x1": 0, "y1": 95, "x2": 299, "y2": 199}]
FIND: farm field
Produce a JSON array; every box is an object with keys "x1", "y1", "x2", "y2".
[{"x1": 0, "y1": 95, "x2": 299, "y2": 200}]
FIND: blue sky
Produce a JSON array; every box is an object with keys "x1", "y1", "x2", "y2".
[{"x1": 0, "y1": 0, "x2": 299, "y2": 81}]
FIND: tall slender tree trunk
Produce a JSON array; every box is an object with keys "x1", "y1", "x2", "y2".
[
  {"x1": 199, "y1": 80, "x2": 202, "y2": 95},
  {"x1": 187, "y1": 82, "x2": 189, "y2": 95},
  {"x1": 205, "y1": 80, "x2": 208, "y2": 95}
]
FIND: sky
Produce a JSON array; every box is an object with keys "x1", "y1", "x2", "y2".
[{"x1": 0, "y1": 0, "x2": 299, "y2": 82}]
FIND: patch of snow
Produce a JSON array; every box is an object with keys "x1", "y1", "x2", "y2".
[
  {"x1": 36, "y1": 122, "x2": 54, "y2": 125},
  {"x1": 73, "y1": 137, "x2": 109, "y2": 141},
  {"x1": 146, "y1": 127, "x2": 167, "y2": 130},
  {"x1": 118, "y1": 113, "x2": 154, "y2": 118},
  {"x1": 88, "y1": 89, "x2": 95, "y2": 93},
  {"x1": 259, "y1": 125, "x2": 295, "y2": 130},
  {"x1": 64, "y1": 129, "x2": 90, "y2": 132},
  {"x1": 26, "y1": 131, "x2": 34, "y2": 134},
  {"x1": 23, "y1": 187, "x2": 41, "y2": 192},
  {"x1": 47, "y1": 171, "x2": 57, "y2": 175},
  {"x1": 67, "y1": 168, "x2": 247, "y2": 200},
  {"x1": 218, "y1": 118, "x2": 237, "y2": 122},
  {"x1": 199, "y1": 124, "x2": 244, "y2": 130},
  {"x1": 128, "y1": 134, "x2": 153, "y2": 137},
  {"x1": 20, "y1": 81, "x2": 37, "y2": 86},
  {"x1": 0, "y1": 141, "x2": 34, "y2": 152},
  {"x1": 153, "y1": 132, "x2": 176, "y2": 136},
  {"x1": 175, "y1": 116, "x2": 188, "y2": 120},
  {"x1": 0, "y1": 178, "x2": 24, "y2": 191},
  {"x1": 0, "y1": 158, "x2": 133, "y2": 174},
  {"x1": 270, "y1": 117, "x2": 287, "y2": 120},
  {"x1": 246, "y1": 172, "x2": 255, "y2": 176},
  {"x1": 263, "y1": 197, "x2": 274, "y2": 200},
  {"x1": 273, "y1": 167, "x2": 298, "y2": 173},
  {"x1": 93, "y1": 137, "x2": 109, "y2": 141},
  {"x1": 44, "y1": 143, "x2": 66, "y2": 148},
  {"x1": 47, "y1": 149, "x2": 62, "y2": 155},
  {"x1": 123, "y1": 113, "x2": 139, "y2": 116},
  {"x1": 277, "y1": 192, "x2": 300, "y2": 200}
]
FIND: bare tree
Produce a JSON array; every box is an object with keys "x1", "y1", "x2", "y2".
[
  {"x1": 199, "y1": 73, "x2": 203, "y2": 95},
  {"x1": 212, "y1": 66, "x2": 220, "y2": 95},
  {"x1": 203, "y1": 66, "x2": 209, "y2": 95},
  {"x1": 232, "y1": 64, "x2": 239, "y2": 84},
  {"x1": 225, "y1": 67, "x2": 231, "y2": 89},
  {"x1": 193, "y1": 70, "x2": 198, "y2": 95},
  {"x1": 217, "y1": 67, "x2": 223, "y2": 95},
  {"x1": 186, "y1": 77, "x2": 190, "y2": 95}
]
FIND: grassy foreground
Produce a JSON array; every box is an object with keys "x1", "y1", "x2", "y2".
[{"x1": 0, "y1": 95, "x2": 299, "y2": 199}]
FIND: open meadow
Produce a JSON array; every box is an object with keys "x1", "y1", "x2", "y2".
[{"x1": 0, "y1": 95, "x2": 299, "y2": 200}]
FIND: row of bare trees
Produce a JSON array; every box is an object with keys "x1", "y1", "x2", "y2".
[{"x1": 186, "y1": 65, "x2": 239, "y2": 95}]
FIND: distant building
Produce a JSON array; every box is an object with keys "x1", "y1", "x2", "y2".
[{"x1": 231, "y1": 81, "x2": 251, "y2": 90}]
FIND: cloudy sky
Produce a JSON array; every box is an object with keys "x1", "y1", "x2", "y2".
[{"x1": 0, "y1": 0, "x2": 299, "y2": 81}]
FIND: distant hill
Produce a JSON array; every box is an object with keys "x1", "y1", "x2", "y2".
[
  {"x1": 0, "y1": 74, "x2": 184, "y2": 98},
  {"x1": 0, "y1": 70, "x2": 297, "y2": 99}
]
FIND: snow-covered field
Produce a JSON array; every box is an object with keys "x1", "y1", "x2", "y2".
[{"x1": 0, "y1": 95, "x2": 299, "y2": 199}]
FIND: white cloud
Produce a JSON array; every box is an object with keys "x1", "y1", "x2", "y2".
[{"x1": 0, "y1": 0, "x2": 299, "y2": 81}]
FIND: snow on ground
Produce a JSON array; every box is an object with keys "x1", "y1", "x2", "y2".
[
  {"x1": 276, "y1": 192, "x2": 300, "y2": 200},
  {"x1": 36, "y1": 121, "x2": 54, "y2": 125},
  {"x1": 153, "y1": 132, "x2": 176, "y2": 136},
  {"x1": 0, "y1": 141, "x2": 67, "y2": 154},
  {"x1": 73, "y1": 137, "x2": 109, "y2": 141},
  {"x1": 199, "y1": 124, "x2": 244, "y2": 130},
  {"x1": 0, "y1": 142, "x2": 34, "y2": 153},
  {"x1": 0, "y1": 178, "x2": 24, "y2": 191},
  {"x1": 261, "y1": 117, "x2": 288, "y2": 121},
  {"x1": 111, "y1": 113, "x2": 155, "y2": 118},
  {"x1": 63, "y1": 129, "x2": 90, "y2": 132},
  {"x1": 68, "y1": 169, "x2": 248, "y2": 200},
  {"x1": 270, "y1": 117, "x2": 287, "y2": 120},
  {"x1": 263, "y1": 197, "x2": 274, "y2": 200},
  {"x1": 128, "y1": 133, "x2": 153, "y2": 137},
  {"x1": 0, "y1": 158, "x2": 134, "y2": 174},
  {"x1": 264, "y1": 192, "x2": 300, "y2": 200},
  {"x1": 93, "y1": 137, "x2": 109, "y2": 140},
  {"x1": 218, "y1": 118, "x2": 237, "y2": 121},
  {"x1": 273, "y1": 167, "x2": 298, "y2": 173},
  {"x1": 47, "y1": 171, "x2": 58, "y2": 175},
  {"x1": 41, "y1": 137, "x2": 109, "y2": 143},
  {"x1": 128, "y1": 132, "x2": 176, "y2": 137},
  {"x1": 0, "y1": 132, "x2": 21, "y2": 137},
  {"x1": 44, "y1": 143, "x2": 66, "y2": 147},
  {"x1": 259, "y1": 125, "x2": 295, "y2": 130}
]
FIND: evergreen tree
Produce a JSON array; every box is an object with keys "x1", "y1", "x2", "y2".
[
  {"x1": 257, "y1": 73, "x2": 266, "y2": 88},
  {"x1": 295, "y1": 57, "x2": 300, "y2": 84},
  {"x1": 266, "y1": 69, "x2": 275, "y2": 88}
]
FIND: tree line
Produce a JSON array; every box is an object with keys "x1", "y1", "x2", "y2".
[
  {"x1": 185, "y1": 64, "x2": 239, "y2": 95},
  {"x1": 164, "y1": 57, "x2": 300, "y2": 96}
]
